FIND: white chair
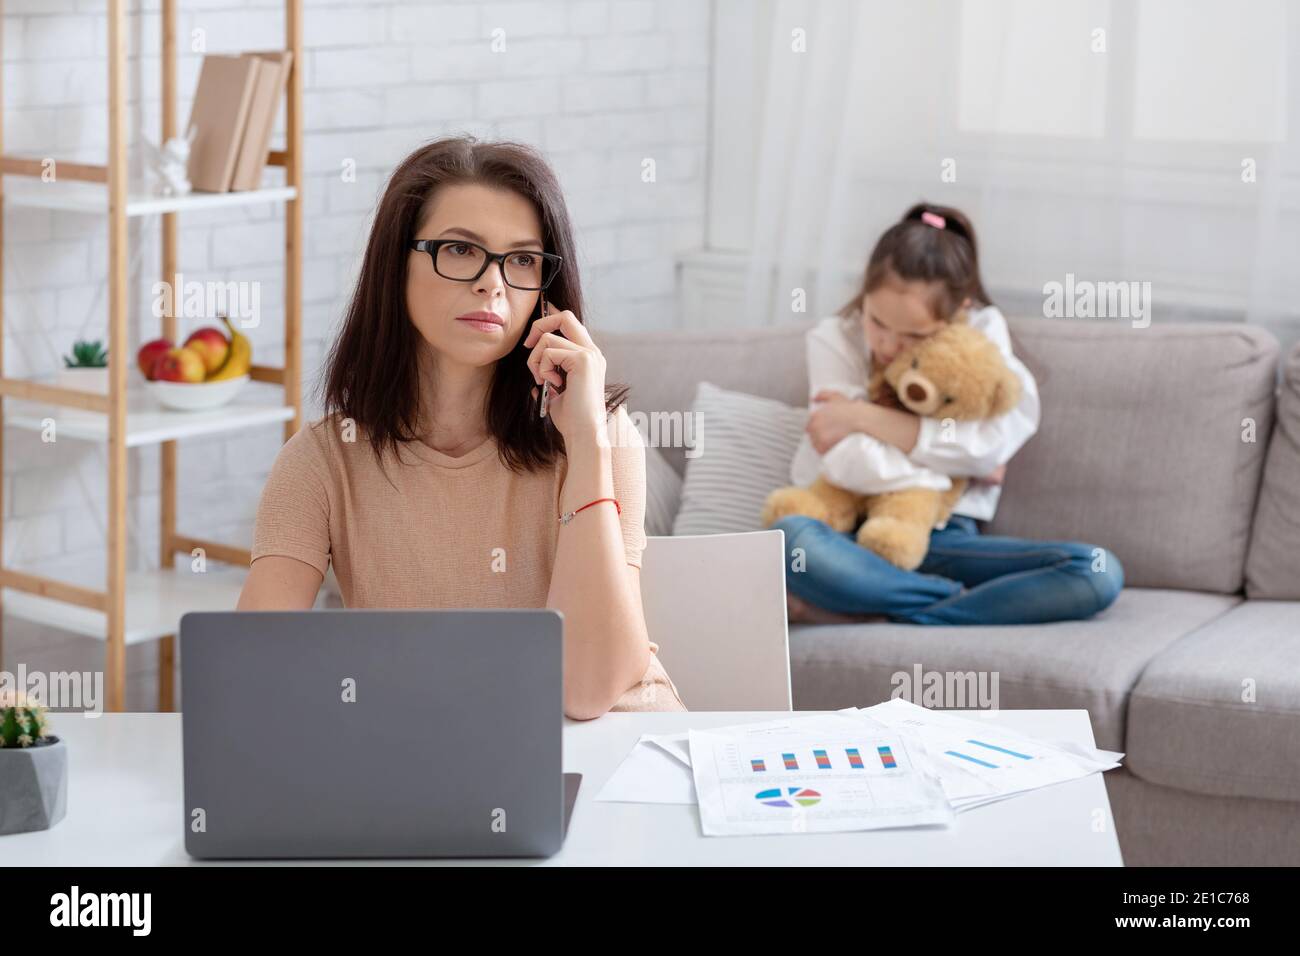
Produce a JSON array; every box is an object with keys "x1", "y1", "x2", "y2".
[{"x1": 639, "y1": 530, "x2": 791, "y2": 711}]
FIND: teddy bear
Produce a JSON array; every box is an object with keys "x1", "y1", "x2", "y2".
[{"x1": 761, "y1": 321, "x2": 1022, "y2": 571}]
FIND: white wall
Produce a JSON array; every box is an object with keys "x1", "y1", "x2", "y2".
[
  {"x1": 2, "y1": 0, "x2": 710, "y2": 706},
  {"x1": 686, "y1": 0, "x2": 1300, "y2": 345}
]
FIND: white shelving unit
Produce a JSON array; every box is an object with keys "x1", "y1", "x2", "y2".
[
  {"x1": 0, "y1": 0, "x2": 305, "y2": 711},
  {"x1": 5, "y1": 386, "x2": 296, "y2": 446},
  {"x1": 3, "y1": 567, "x2": 250, "y2": 645},
  {"x1": 3, "y1": 179, "x2": 297, "y2": 217}
]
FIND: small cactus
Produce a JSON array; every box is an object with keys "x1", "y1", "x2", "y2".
[
  {"x1": 63, "y1": 339, "x2": 108, "y2": 368},
  {"x1": 0, "y1": 691, "x2": 50, "y2": 748}
]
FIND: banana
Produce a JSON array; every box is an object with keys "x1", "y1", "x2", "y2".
[{"x1": 208, "y1": 315, "x2": 252, "y2": 381}]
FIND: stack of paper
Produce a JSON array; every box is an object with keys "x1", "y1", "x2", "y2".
[
  {"x1": 595, "y1": 699, "x2": 1124, "y2": 838},
  {"x1": 852, "y1": 698, "x2": 1123, "y2": 812}
]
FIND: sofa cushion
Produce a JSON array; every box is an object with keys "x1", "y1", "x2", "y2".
[
  {"x1": 987, "y1": 319, "x2": 1277, "y2": 593},
  {"x1": 1105, "y1": 767, "x2": 1300, "y2": 866},
  {"x1": 671, "y1": 382, "x2": 807, "y2": 536},
  {"x1": 1245, "y1": 342, "x2": 1300, "y2": 598},
  {"x1": 1126, "y1": 600, "x2": 1300, "y2": 802},
  {"x1": 596, "y1": 322, "x2": 813, "y2": 478},
  {"x1": 789, "y1": 587, "x2": 1239, "y2": 752}
]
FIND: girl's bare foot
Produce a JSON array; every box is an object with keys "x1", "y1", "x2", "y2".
[{"x1": 785, "y1": 591, "x2": 887, "y2": 625}]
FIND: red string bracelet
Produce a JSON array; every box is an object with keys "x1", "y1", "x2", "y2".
[{"x1": 558, "y1": 497, "x2": 620, "y2": 525}]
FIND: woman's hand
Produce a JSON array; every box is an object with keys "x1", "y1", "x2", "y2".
[{"x1": 523, "y1": 308, "x2": 608, "y2": 448}]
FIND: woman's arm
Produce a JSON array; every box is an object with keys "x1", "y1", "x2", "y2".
[
  {"x1": 548, "y1": 425, "x2": 651, "y2": 721},
  {"x1": 524, "y1": 309, "x2": 653, "y2": 720},
  {"x1": 239, "y1": 423, "x2": 332, "y2": 610},
  {"x1": 238, "y1": 555, "x2": 323, "y2": 610}
]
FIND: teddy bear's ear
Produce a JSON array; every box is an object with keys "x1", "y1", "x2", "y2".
[{"x1": 988, "y1": 368, "x2": 1022, "y2": 417}]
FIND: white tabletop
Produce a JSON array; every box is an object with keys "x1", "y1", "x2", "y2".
[{"x1": 5, "y1": 709, "x2": 1122, "y2": 866}]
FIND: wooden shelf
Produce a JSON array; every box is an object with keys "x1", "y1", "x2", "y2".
[
  {"x1": 0, "y1": 0, "x2": 305, "y2": 711},
  {"x1": 2, "y1": 565, "x2": 248, "y2": 645},
  {"x1": 1, "y1": 179, "x2": 297, "y2": 217},
  {"x1": 5, "y1": 383, "x2": 296, "y2": 446}
]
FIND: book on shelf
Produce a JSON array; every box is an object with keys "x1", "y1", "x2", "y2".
[
  {"x1": 186, "y1": 54, "x2": 260, "y2": 193},
  {"x1": 230, "y1": 51, "x2": 293, "y2": 192},
  {"x1": 187, "y1": 50, "x2": 291, "y2": 194}
]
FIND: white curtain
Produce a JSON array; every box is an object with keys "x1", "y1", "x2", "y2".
[{"x1": 741, "y1": 0, "x2": 1300, "y2": 351}]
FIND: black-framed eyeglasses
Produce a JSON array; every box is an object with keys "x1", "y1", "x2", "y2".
[{"x1": 410, "y1": 239, "x2": 562, "y2": 291}]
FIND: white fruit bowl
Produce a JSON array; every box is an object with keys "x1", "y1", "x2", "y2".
[{"x1": 145, "y1": 375, "x2": 249, "y2": 411}]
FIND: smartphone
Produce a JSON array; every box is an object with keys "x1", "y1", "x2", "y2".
[{"x1": 538, "y1": 294, "x2": 567, "y2": 419}]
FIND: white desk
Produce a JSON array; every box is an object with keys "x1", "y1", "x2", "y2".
[{"x1": 5, "y1": 709, "x2": 1123, "y2": 866}]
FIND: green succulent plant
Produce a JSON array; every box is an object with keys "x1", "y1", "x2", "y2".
[
  {"x1": 0, "y1": 696, "x2": 50, "y2": 748},
  {"x1": 63, "y1": 339, "x2": 108, "y2": 368}
]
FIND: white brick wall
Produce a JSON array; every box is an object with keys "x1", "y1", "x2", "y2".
[{"x1": 2, "y1": 0, "x2": 711, "y2": 704}]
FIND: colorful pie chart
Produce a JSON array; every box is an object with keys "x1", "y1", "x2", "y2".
[{"x1": 756, "y1": 786, "x2": 822, "y2": 808}]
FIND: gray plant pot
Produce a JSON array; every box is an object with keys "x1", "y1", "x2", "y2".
[{"x1": 0, "y1": 736, "x2": 68, "y2": 836}]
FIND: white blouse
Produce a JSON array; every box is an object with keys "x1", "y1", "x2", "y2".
[{"x1": 788, "y1": 305, "x2": 1041, "y2": 523}]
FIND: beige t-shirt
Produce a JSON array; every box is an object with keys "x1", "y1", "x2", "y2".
[{"x1": 250, "y1": 406, "x2": 686, "y2": 713}]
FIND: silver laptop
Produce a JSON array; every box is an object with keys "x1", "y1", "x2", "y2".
[{"x1": 179, "y1": 609, "x2": 577, "y2": 860}]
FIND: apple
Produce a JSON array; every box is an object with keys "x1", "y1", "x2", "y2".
[
  {"x1": 137, "y1": 338, "x2": 173, "y2": 380},
  {"x1": 153, "y1": 346, "x2": 206, "y2": 384},
  {"x1": 183, "y1": 326, "x2": 230, "y2": 376}
]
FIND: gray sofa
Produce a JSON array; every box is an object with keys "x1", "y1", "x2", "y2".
[{"x1": 597, "y1": 316, "x2": 1300, "y2": 866}]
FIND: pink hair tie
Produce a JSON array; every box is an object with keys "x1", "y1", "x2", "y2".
[{"x1": 920, "y1": 210, "x2": 946, "y2": 229}]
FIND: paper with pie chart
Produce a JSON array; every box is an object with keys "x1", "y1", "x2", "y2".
[{"x1": 688, "y1": 714, "x2": 954, "y2": 836}]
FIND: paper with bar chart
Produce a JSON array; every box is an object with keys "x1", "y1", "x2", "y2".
[
  {"x1": 688, "y1": 714, "x2": 953, "y2": 836},
  {"x1": 855, "y1": 698, "x2": 1124, "y2": 810}
]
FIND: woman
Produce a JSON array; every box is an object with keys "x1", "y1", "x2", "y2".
[{"x1": 239, "y1": 136, "x2": 686, "y2": 719}]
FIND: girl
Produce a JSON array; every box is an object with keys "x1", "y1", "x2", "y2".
[
  {"x1": 238, "y1": 136, "x2": 686, "y2": 719},
  {"x1": 773, "y1": 203, "x2": 1124, "y2": 626}
]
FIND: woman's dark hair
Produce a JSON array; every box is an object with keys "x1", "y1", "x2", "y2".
[
  {"x1": 838, "y1": 202, "x2": 993, "y2": 321},
  {"x1": 319, "y1": 136, "x2": 628, "y2": 474}
]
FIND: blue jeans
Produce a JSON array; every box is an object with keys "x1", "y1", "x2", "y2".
[{"x1": 772, "y1": 513, "x2": 1124, "y2": 626}]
